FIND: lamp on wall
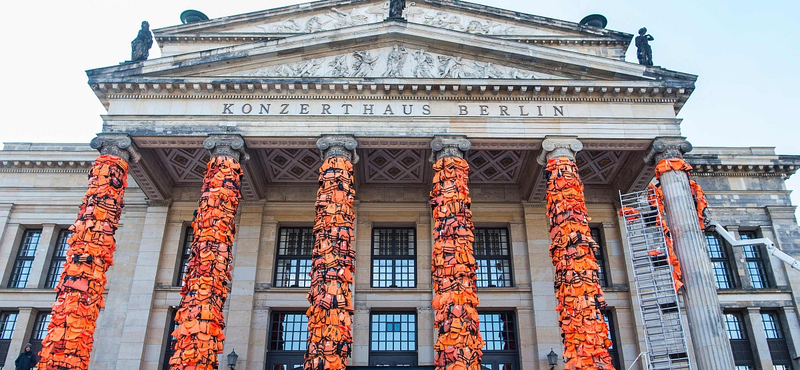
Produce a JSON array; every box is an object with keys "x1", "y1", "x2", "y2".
[
  {"x1": 227, "y1": 349, "x2": 239, "y2": 370},
  {"x1": 547, "y1": 348, "x2": 559, "y2": 369}
]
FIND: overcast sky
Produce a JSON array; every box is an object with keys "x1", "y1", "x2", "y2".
[{"x1": 1, "y1": 0, "x2": 798, "y2": 215}]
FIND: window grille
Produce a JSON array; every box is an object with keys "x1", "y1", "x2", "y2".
[
  {"x1": 8, "y1": 229, "x2": 42, "y2": 288},
  {"x1": 274, "y1": 228, "x2": 314, "y2": 288},
  {"x1": 371, "y1": 228, "x2": 416, "y2": 288},
  {"x1": 474, "y1": 229, "x2": 513, "y2": 288}
]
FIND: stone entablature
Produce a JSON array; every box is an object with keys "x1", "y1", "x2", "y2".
[{"x1": 686, "y1": 147, "x2": 800, "y2": 178}]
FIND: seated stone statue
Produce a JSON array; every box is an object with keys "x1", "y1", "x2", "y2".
[{"x1": 131, "y1": 21, "x2": 153, "y2": 62}]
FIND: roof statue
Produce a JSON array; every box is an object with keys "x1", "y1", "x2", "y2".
[
  {"x1": 130, "y1": 21, "x2": 153, "y2": 62},
  {"x1": 388, "y1": 0, "x2": 406, "y2": 19},
  {"x1": 635, "y1": 27, "x2": 654, "y2": 66}
]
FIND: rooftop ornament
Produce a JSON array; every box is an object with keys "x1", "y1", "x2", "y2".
[
  {"x1": 636, "y1": 27, "x2": 655, "y2": 66},
  {"x1": 130, "y1": 21, "x2": 153, "y2": 62},
  {"x1": 579, "y1": 14, "x2": 607, "y2": 28},
  {"x1": 181, "y1": 9, "x2": 209, "y2": 24},
  {"x1": 387, "y1": 0, "x2": 406, "y2": 20}
]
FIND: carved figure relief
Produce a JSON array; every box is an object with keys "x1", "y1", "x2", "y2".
[
  {"x1": 412, "y1": 49, "x2": 435, "y2": 78},
  {"x1": 327, "y1": 8, "x2": 369, "y2": 28},
  {"x1": 352, "y1": 51, "x2": 379, "y2": 77},
  {"x1": 383, "y1": 45, "x2": 408, "y2": 77},
  {"x1": 243, "y1": 45, "x2": 552, "y2": 79}
]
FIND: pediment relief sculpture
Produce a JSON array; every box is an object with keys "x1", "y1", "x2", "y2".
[
  {"x1": 235, "y1": 45, "x2": 562, "y2": 79},
  {"x1": 214, "y1": 2, "x2": 575, "y2": 37}
]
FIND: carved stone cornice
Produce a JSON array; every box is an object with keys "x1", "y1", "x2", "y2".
[
  {"x1": 429, "y1": 135, "x2": 471, "y2": 162},
  {"x1": 536, "y1": 135, "x2": 582, "y2": 165},
  {"x1": 90, "y1": 134, "x2": 141, "y2": 163},
  {"x1": 644, "y1": 136, "x2": 692, "y2": 165},
  {"x1": 202, "y1": 134, "x2": 250, "y2": 162},
  {"x1": 316, "y1": 135, "x2": 359, "y2": 163}
]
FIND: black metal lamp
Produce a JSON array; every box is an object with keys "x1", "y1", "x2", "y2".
[
  {"x1": 547, "y1": 348, "x2": 559, "y2": 369},
  {"x1": 227, "y1": 349, "x2": 238, "y2": 370}
]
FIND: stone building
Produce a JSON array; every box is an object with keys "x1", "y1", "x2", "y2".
[{"x1": 1, "y1": 0, "x2": 800, "y2": 369}]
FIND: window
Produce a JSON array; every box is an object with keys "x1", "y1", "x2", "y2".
[
  {"x1": 371, "y1": 228, "x2": 416, "y2": 288},
  {"x1": 369, "y1": 313, "x2": 416, "y2": 366},
  {"x1": 602, "y1": 311, "x2": 622, "y2": 369},
  {"x1": 474, "y1": 229, "x2": 513, "y2": 288},
  {"x1": 723, "y1": 311, "x2": 755, "y2": 369},
  {"x1": 45, "y1": 230, "x2": 72, "y2": 289},
  {"x1": 8, "y1": 229, "x2": 42, "y2": 288},
  {"x1": 590, "y1": 227, "x2": 609, "y2": 286},
  {"x1": 175, "y1": 226, "x2": 194, "y2": 286},
  {"x1": 162, "y1": 309, "x2": 179, "y2": 370},
  {"x1": 740, "y1": 231, "x2": 771, "y2": 289},
  {"x1": 479, "y1": 312, "x2": 519, "y2": 370},
  {"x1": 705, "y1": 233, "x2": 737, "y2": 289},
  {"x1": 0, "y1": 311, "x2": 18, "y2": 367},
  {"x1": 29, "y1": 312, "x2": 51, "y2": 356},
  {"x1": 274, "y1": 228, "x2": 313, "y2": 288},
  {"x1": 762, "y1": 311, "x2": 793, "y2": 369},
  {"x1": 266, "y1": 312, "x2": 308, "y2": 370}
]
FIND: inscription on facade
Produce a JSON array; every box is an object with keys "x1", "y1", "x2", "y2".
[{"x1": 219, "y1": 101, "x2": 567, "y2": 117}]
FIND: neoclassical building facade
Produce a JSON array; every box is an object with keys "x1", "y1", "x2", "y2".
[{"x1": 1, "y1": 1, "x2": 800, "y2": 369}]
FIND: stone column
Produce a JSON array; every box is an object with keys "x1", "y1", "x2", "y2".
[
  {"x1": 116, "y1": 201, "x2": 170, "y2": 370},
  {"x1": 26, "y1": 223, "x2": 57, "y2": 289},
  {"x1": 169, "y1": 134, "x2": 247, "y2": 370},
  {"x1": 428, "y1": 135, "x2": 483, "y2": 370},
  {"x1": 539, "y1": 136, "x2": 615, "y2": 369},
  {"x1": 0, "y1": 204, "x2": 15, "y2": 284},
  {"x1": 645, "y1": 136, "x2": 736, "y2": 369},
  {"x1": 305, "y1": 135, "x2": 358, "y2": 370},
  {"x1": 36, "y1": 134, "x2": 137, "y2": 370},
  {"x1": 225, "y1": 201, "x2": 265, "y2": 370}
]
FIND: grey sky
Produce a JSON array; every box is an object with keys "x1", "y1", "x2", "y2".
[{"x1": 1, "y1": 0, "x2": 798, "y2": 214}]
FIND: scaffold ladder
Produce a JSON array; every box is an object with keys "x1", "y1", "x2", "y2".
[{"x1": 619, "y1": 189, "x2": 691, "y2": 370}]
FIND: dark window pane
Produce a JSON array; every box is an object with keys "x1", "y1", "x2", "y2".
[
  {"x1": 46, "y1": 230, "x2": 72, "y2": 289},
  {"x1": 269, "y1": 313, "x2": 309, "y2": 351},
  {"x1": 602, "y1": 311, "x2": 622, "y2": 370},
  {"x1": 590, "y1": 227, "x2": 609, "y2": 286},
  {"x1": 0, "y1": 311, "x2": 18, "y2": 367},
  {"x1": 8, "y1": 229, "x2": 42, "y2": 288},
  {"x1": 28, "y1": 312, "x2": 51, "y2": 356},
  {"x1": 705, "y1": 233, "x2": 735, "y2": 289},
  {"x1": 371, "y1": 228, "x2": 416, "y2": 288},
  {"x1": 724, "y1": 312, "x2": 755, "y2": 368},
  {"x1": 479, "y1": 312, "x2": 517, "y2": 351},
  {"x1": 740, "y1": 231, "x2": 771, "y2": 289},
  {"x1": 762, "y1": 312, "x2": 784, "y2": 339},
  {"x1": 275, "y1": 228, "x2": 314, "y2": 288},
  {"x1": 474, "y1": 229, "x2": 513, "y2": 288},
  {"x1": 176, "y1": 226, "x2": 194, "y2": 286},
  {"x1": 162, "y1": 309, "x2": 180, "y2": 370},
  {"x1": 370, "y1": 313, "x2": 416, "y2": 351}
]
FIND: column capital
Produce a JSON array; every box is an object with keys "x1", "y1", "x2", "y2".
[
  {"x1": 429, "y1": 135, "x2": 471, "y2": 162},
  {"x1": 203, "y1": 134, "x2": 250, "y2": 162},
  {"x1": 317, "y1": 135, "x2": 359, "y2": 163},
  {"x1": 644, "y1": 136, "x2": 693, "y2": 165},
  {"x1": 536, "y1": 135, "x2": 582, "y2": 165},
  {"x1": 90, "y1": 134, "x2": 141, "y2": 163}
]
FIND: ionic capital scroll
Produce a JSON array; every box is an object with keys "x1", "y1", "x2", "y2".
[
  {"x1": 429, "y1": 135, "x2": 471, "y2": 162},
  {"x1": 317, "y1": 135, "x2": 359, "y2": 163},
  {"x1": 90, "y1": 134, "x2": 141, "y2": 163},
  {"x1": 644, "y1": 136, "x2": 693, "y2": 165},
  {"x1": 536, "y1": 136, "x2": 582, "y2": 165},
  {"x1": 203, "y1": 134, "x2": 250, "y2": 162}
]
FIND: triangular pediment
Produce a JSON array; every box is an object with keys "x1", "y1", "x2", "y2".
[
  {"x1": 91, "y1": 22, "x2": 667, "y2": 82},
  {"x1": 156, "y1": 0, "x2": 625, "y2": 39}
]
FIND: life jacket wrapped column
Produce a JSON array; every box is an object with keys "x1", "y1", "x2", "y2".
[
  {"x1": 429, "y1": 136, "x2": 484, "y2": 370},
  {"x1": 169, "y1": 136, "x2": 248, "y2": 370},
  {"x1": 538, "y1": 136, "x2": 615, "y2": 370},
  {"x1": 37, "y1": 135, "x2": 138, "y2": 370},
  {"x1": 304, "y1": 136, "x2": 358, "y2": 370}
]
